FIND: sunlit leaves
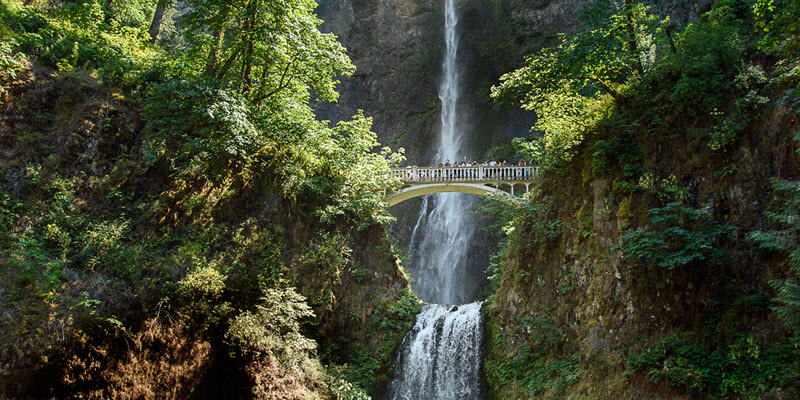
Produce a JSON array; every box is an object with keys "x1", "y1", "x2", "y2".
[
  {"x1": 754, "y1": 0, "x2": 800, "y2": 56},
  {"x1": 226, "y1": 287, "x2": 317, "y2": 369},
  {"x1": 492, "y1": 2, "x2": 667, "y2": 165},
  {"x1": 309, "y1": 112, "x2": 405, "y2": 226},
  {"x1": 12, "y1": 0, "x2": 163, "y2": 86},
  {"x1": 182, "y1": 0, "x2": 354, "y2": 104}
]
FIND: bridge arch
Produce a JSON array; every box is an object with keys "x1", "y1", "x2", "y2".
[{"x1": 385, "y1": 183, "x2": 515, "y2": 206}]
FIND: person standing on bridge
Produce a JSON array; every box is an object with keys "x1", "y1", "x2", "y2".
[{"x1": 445, "y1": 159, "x2": 452, "y2": 180}]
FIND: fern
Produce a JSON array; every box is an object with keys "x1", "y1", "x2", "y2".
[{"x1": 749, "y1": 178, "x2": 800, "y2": 335}]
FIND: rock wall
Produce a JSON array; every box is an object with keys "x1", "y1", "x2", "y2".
[
  {"x1": 483, "y1": 82, "x2": 800, "y2": 399},
  {"x1": 314, "y1": 0, "x2": 566, "y2": 164}
]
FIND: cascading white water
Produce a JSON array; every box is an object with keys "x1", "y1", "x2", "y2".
[
  {"x1": 384, "y1": 303, "x2": 485, "y2": 400},
  {"x1": 408, "y1": 0, "x2": 478, "y2": 306},
  {"x1": 387, "y1": 0, "x2": 486, "y2": 398}
]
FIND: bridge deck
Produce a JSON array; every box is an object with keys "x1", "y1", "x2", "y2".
[{"x1": 390, "y1": 166, "x2": 538, "y2": 184}]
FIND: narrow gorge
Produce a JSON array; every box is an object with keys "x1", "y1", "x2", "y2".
[{"x1": 1, "y1": 0, "x2": 799, "y2": 399}]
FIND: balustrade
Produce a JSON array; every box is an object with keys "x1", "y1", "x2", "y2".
[{"x1": 390, "y1": 165, "x2": 539, "y2": 182}]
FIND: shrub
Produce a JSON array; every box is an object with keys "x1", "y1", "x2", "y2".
[
  {"x1": 226, "y1": 287, "x2": 316, "y2": 365},
  {"x1": 626, "y1": 333, "x2": 795, "y2": 397},
  {"x1": 618, "y1": 202, "x2": 735, "y2": 270},
  {"x1": 750, "y1": 179, "x2": 800, "y2": 338}
]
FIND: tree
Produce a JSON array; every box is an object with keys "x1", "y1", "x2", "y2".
[
  {"x1": 754, "y1": 0, "x2": 800, "y2": 56},
  {"x1": 148, "y1": 0, "x2": 174, "y2": 44},
  {"x1": 182, "y1": 0, "x2": 354, "y2": 104},
  {"x1": 491, "y1": 1, "x2": 667, "y2": 164}
]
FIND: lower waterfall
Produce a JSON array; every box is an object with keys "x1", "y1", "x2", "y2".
[{"x1": 383, "y1": 302, "x2": 485, "y2": 400}]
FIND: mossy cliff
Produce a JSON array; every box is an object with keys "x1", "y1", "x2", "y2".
[
  {"x1": 483, "y1": 15, "x2": 800, "y2": 400},
  {"x1": 0, "y1": 29, "x2": 415, "y2": 400}
]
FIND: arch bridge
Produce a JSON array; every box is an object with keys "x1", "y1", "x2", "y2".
[{"x1": 385, "y1": 165, "x2": 538, "y2": 206}]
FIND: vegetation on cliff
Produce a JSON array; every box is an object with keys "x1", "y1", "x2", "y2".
[
  {"x1": 0, "y1": 0, "x2": 413, "y2": 398},
  {"x1": 485, "y1": 0, "x2": 800, "y2": 398}
]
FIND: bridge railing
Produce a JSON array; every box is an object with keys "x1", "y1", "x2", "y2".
[{"x1": 390, "y1": 165, "x2": 539, "y2": 182}]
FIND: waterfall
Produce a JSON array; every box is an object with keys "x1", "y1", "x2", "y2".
[
  {"x1": 408, "y1": 0, "x2": 478, "y2": 306},
  {"x1": 384, "y1": 303, "x2": 485, "y2": 400},
  {"x1": 387, "y1": 0, "x2": 486, "y2": 398}
]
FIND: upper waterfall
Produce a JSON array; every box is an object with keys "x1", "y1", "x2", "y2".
[
  {"x1": 437, "y1": 0, "x2": 462, "y2": 161},
  {"x1": 407, "y1": 0, "x2": 483, "y2": 305}
]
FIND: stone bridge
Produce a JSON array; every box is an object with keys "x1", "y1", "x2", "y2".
[{"x1": 385, "y1": 166, "x2": 538, "y2": 206}]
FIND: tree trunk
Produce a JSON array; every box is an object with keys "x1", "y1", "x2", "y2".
[
  {"x1": 665, "y1": 25, "x2": 678, "y2": 54},
  {"x1": 205, "y1": 28, "x2": 226, "y2": 77},
  {"x1": 243, "y1": 40, "x2": 254, "y2": 92},
  {"x1": 149, "y1": 0, "x2": 167, "y2": 44},
  {"x1": 623, "y1": 0, "x2": 644, "y2": 75},
  {"x1": 241, "y1": 0, "x2": 258, "y2": 93}
]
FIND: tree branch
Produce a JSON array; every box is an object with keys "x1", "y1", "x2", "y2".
[{"x1": 216, "y1": 47, "x2": 241, "y2": 79}]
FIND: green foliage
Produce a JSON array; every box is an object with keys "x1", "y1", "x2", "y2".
[
  {"x1": 308, "y1": 112, "x2": 405, "y2": 227},
  {"x1": 754, "y1": 0, "x2": 800, "y2": 56},
  {"x1": 750, "y1": 179, "x2": 800, "y2": 336},
  {"x1": 494, "y1": 0, "x2": 770, "y2": 163},
  {"x1": 589, "y1": 128, "x2": 640, "y2": 176},
  {"x1": 231, "y1": 220, "x2": 285, "y2": 289},
  {"x1": 485, "y1": 313, "x2": 578, "y2": 397},
  {"x1": 226, "y1": 287, "x2": 317, "y2": 365},
  {"x1": 476, "y1": 192, "x2": 563, "y2": 242},
  {"x1": 488, "y1": 349, "x2": 579, "y2": 397},
  {"x1": 642, "y1": 0, "x2": 768, "y2": 151},
  {"x1": 476, "y1": 193, "x2": 563, "y2": 292},
  {"x1": 376, "y1": 289, "x2": 420, "y2": 332},
  {"x1": 492, "y1": 1, "x2": 667, "y2": 164},
  {"x1": 755, "y1": 0, "x2": 800, "y2": 118},
  {"x1": 0, "y1": 37, "x2": 24, "y2": 93},
  {"x1": 9, "y1": 0, "x2": 163, "y2": 87},
  {"x1": 181, "y1": 0, "x2": 354, "y2": 103},
  {"x1": 143, "y1": 78, "x2": 403, "y2": 225},
  {"x1": 8, "y1": 233, "x2": 63, "y2": 298},
  {"x1": 618, "y1": 202, "x2": 735, "y2": 270},
  {"x1": 325, "y1": 364, "x2": 371, "y2": 400},
  {"x1": 333, "y1": 289, "x2": 418, "y2": 392},
  {"x1": 142, "y1": 79, "x2": 263, "y2": 182},
  {"x1": 0, "y1": 0, "x2": 408, "y2": 397},
  {"x1": 0, "y1": 187, "x2": 22, "y2": 237},
  {"x1": 626, "y1": 333, "x2": 795, "y2": 397},
  {"x1": 292, "y1": 232, "x2": 352, "y2": 312}
]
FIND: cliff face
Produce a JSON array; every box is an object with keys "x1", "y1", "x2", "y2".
[
  {"x1": 314, "y1": 0, "x2": 442, "y2": 163},
  {"x1": 314, "y1": 0, "x2": 716, "y2": 294},
  {"x1": 0, "y1": 59, "x2": 414, "y2": 399},
  {"x1": 314, "y1": 0, "x2": 585, "y2": 295},
  {"x1": 480, "y1": 0, "x2": 800, "y2": 389},
  {"x1": 484, "y1": 105, "x2": 799, "y2": 398},
  {"x1": 315, "y1": 0, "x2": 716, "y2": 162},
  {"x1": 314, "y1": 0, "x2": 563, "y2": 163}
]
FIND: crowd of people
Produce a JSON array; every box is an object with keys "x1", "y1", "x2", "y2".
[
  {"x1": 396, "y1": 158, "x2": 536, "y2": 181},
  {"x1": 433, "y1": 159, "x2": 529, "y2": 168}
]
